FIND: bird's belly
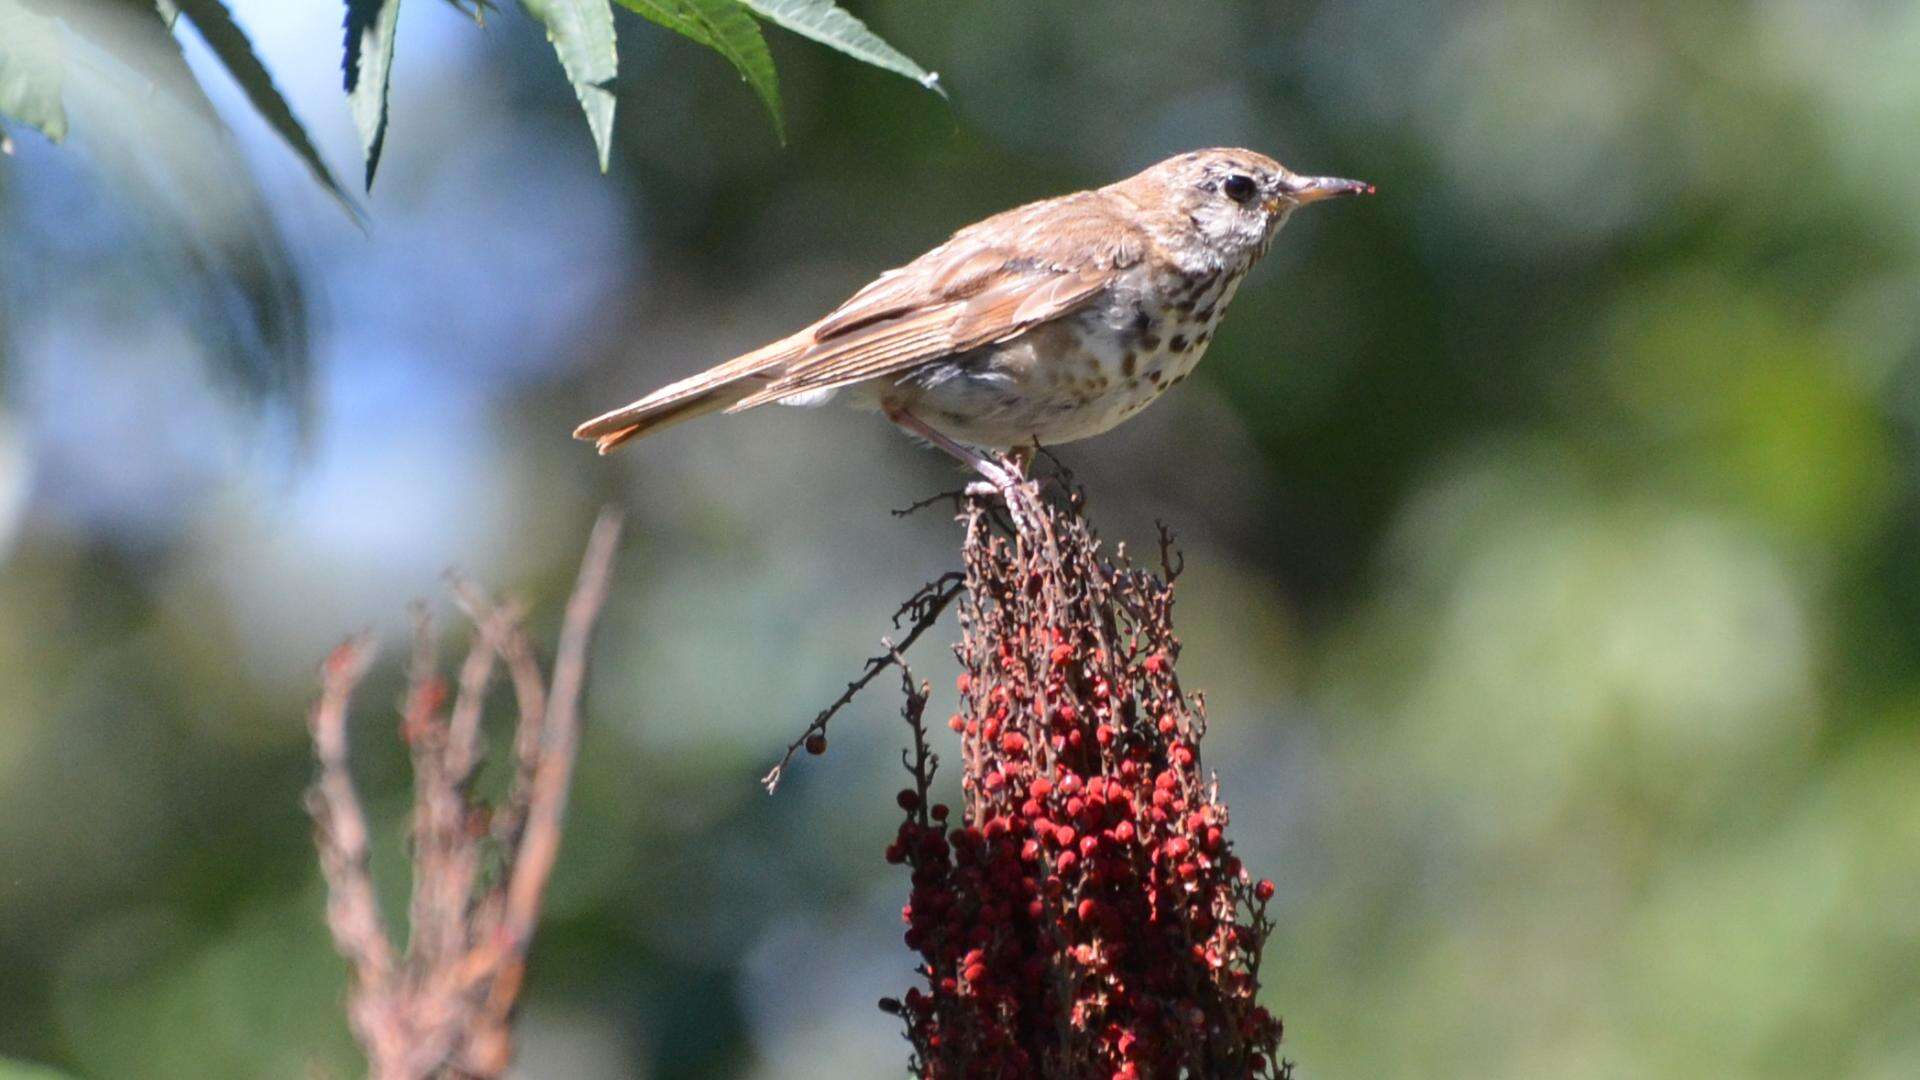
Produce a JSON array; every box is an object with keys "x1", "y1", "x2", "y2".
[
  {"x1": 886, "y1": 278, "x2": 1236, "y2": 448},
  {"x1": 905, "y1": 339, "x2": 1207, "y2": 448}
]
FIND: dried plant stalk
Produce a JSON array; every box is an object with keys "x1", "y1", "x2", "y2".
[
  {"x1": 881, "y1": 489, "x2": 1287, "y2": 1079},
  {"x1": 306, "y1": 510, "x2": 621, "y2": 1080}
]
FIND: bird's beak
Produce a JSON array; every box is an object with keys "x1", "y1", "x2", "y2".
[{"x1": 1272, "y1": 175, "x2": 1375, "y2": 211}]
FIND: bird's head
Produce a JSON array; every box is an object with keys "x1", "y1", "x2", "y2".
[{"x1": 1115, "y1": 148, "x2": 1373, "y2": 270}]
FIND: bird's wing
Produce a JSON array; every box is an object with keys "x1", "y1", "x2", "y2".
[{"x1": 727, "y1": 192, "x2": 1142, "y2": 411}]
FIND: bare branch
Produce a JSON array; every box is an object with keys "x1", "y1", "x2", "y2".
[
  {"x1": 499, "y1": 507, "x2": 621, "y2": 953},
  {"x1": 307, "y1": 508, "x2": 625, "y2": 1080},
  {"x1": 306, "y1": 635, "x2": 395, "y2": 995}
]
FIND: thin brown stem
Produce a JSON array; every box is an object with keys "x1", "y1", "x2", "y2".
[
  {"x1": 762, "y1": 571, "x2": 964, "y2": 793},
  {"x1": 307, "y1": 509, "x2": 625, "y2": 1080}
]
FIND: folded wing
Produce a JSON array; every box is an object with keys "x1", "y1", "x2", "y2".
[{"x1": 573, "y1": 189, "x2": 1143, "y2": 452}]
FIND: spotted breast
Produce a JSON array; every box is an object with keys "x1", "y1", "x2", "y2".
[{"x1": 868, "y1": 262, "x2": 1249, "y2": 449}]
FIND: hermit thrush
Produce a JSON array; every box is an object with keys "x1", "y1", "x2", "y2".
[{"x1": 574, "y1": 149, "x2": 1370, "y2": 491}]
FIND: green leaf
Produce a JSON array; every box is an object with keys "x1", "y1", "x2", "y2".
[
  {"x1": 614, "y1": 0, "x2": 713, "y2": 46},
  {"x1": 520, "y1": 0, "x2": 618, "y2": 172},
  {"x1": 616, "y1": 0, "x2": 781, "y2": 140},
  {"x1": 172, "y1": 0, "x2": 361, "y2": 220},
  {"x1": 343, "y1": 0, "x2": 403, "y2": 189},
  {"x1": 0, "y1": 0, "x2": 69, "y2": 143},
  {"x1": 738, "y1": 0, "x2": 940, "y2": 95}
]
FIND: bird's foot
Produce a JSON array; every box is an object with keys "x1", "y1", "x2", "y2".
[
  {"x1": 884, "y1": 407, "x2": 1047, "y2": 537},
  {"x1": 968, "y1": 453, "x2": 1046, "y2": 537}
]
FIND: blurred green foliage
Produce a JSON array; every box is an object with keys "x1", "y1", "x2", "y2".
[
  {"x1": 2, "y1": 0, "x2": 934, "y2": 196},
  {"x1": 2, "y1": 1, "x2": 1918, "y2": 1077}
]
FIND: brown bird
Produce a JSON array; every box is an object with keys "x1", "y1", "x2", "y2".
[{"x1": 574, "y1": 148, "x2": 1370, "y2": 495}]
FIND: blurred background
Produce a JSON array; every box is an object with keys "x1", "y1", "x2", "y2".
[{"x1": 3, "y1": 1, "x2": 1918, "y2": 1076}]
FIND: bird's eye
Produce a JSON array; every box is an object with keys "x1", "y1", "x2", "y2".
[{"x1": 1221, "y1": 174, "x2": 1258, "y2": 204}]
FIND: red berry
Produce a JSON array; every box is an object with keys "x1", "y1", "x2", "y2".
[{"x1": 1255, "y1": 878, "x2": 1276, "y2": 902}]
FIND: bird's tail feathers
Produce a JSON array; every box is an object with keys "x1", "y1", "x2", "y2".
[
  {"x1": 572, "y1": 332, "x2": 810, "y2": 454},
  {"x1": 571, "y1": 386, "x2": 752, "y2": 454}
]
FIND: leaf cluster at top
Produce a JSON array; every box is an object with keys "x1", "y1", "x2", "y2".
[{"x1": 1, "y1": 0, "x2": 942, "y2": 209}]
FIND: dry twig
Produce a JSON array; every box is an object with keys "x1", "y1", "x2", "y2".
[
  {"x1": 761, "y1": 571, "x2": 965, "y2": 793},
  {"x1": 306, "y1": 509, "x2": 623, "y2": 1080}
]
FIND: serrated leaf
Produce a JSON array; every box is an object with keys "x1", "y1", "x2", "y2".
[
  {"x1": 0, "y1": 0, "x2": 69, "y2": 143},
  {"x1": 738, "y1": 0, "x2": 939, "y2": 96},
  {"x1": 172, "y1": 0, "x2": 361, "y2": 220},
  {"x1": 613, "y1": 0, "x2": 713, "y2": 46},
  {"x1": 677, "y1": 0, "x2": 781, "y2": 140},
  {"x1": 343, "y1": 0, "x2": 402, "y2": 189},
  {"x1": 617, "y1": 0, "x2": 780, "y2": 140},
  {"x1": 520, "y1": 0, "x2": 617, "y2": 172}
]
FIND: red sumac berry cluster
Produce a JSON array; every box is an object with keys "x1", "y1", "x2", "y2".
[{"x1": 883, "y1": 497, "x2": 1285, "y2": 1079}]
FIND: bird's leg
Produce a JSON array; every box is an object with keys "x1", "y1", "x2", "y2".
[
  {"x1": 887, "y1": 408, "x2": 1041, "y2": 532},
  {"x1": 1010, "y1": 441, "x2": 1073, "y2": 497}
]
